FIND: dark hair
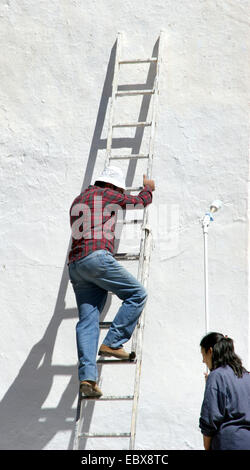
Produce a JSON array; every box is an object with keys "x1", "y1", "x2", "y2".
[
  {"x1": 94, "y1": 181, "x2": 124, "y2": 193},
  {"x1": 200, "y1": 332, "x2": 247, "y2": 378},
  {"x1": 94, "y1": 180, "x2": 108, "y2": 188}
]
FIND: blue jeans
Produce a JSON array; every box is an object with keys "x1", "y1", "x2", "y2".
[{"x1": 68, "y1": 250, "x2": 147, "y2": 382}]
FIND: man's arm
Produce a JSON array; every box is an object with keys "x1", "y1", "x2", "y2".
[
  {"x1": 143, "y1": 174, "x2": 155, "y2": 192},
  {"x1": 105, "y1": 175, "x2": 155, "y2": 208},
  {"x1": 125, "y1": 174, "x2": 155, "y2": 207},
  {"x1": 203, "y1": 435, "x2": 212, "y2": 451}
]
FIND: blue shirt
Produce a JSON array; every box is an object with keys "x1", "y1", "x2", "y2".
[{"x1": 199, "y1": 365, "x2": 250, "y2": 450}]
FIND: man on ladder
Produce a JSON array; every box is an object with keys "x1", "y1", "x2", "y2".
[{"x1": 68, "y1": 165, "x2": 155, "y2": 398}]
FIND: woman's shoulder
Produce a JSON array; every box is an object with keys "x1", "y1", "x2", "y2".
[
  {"x1": 207, "y1": 366, "x2": 232, "y2": 386},
  {"x1": 209, "y1": 365, "x2": 250, "y2": 384}
]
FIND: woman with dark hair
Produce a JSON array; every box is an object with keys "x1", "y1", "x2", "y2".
[{"x1": 199, "y1": 332, "x2": 250, "y2": 450}]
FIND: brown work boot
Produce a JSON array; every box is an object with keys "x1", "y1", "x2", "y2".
[
  {"x1": 98, "y1": 344, "x2": 136, "y2": 361},
  {"x1": 80, "y1": 380, "x2": 102, "y2": 398}
]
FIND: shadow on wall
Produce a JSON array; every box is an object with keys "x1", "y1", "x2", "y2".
[{"x1": 0, "y1": 37, "x2": 159, "y2": 450}]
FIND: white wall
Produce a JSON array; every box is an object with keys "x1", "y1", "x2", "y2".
[{"x1": 0, "y1": 0, "x2": 249, "y2": 450}]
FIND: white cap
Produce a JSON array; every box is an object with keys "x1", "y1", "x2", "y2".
[{"x1": 95, "y1": 165, "x2": 126, "y2": 190}]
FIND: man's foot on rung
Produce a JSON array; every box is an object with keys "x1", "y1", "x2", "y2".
[
  {"x1": 98, "y1": 344, "x2": 136, "y2": 361},
  {"x1": 80, "y1": 380, "x2": 102, "y2": 398}
]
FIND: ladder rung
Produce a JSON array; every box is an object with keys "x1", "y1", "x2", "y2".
[
  {"x1": 123, "y1": 219, "x2": 143, "y2": 224},
  {"x1": 81, "y1": 395, "x2": 134, "y2": 401},
  {"x1": 99, "y1": 321, "x2": 112, "y2": 329},
  {"x1": 112, "y1": 121, "x2": 152, "y2": 128},
  {"x1": 115, "y1": 253, "x2": 140, "y2": 260},
  {"x1": 110, "y1": 154, "x2": 149, "y2": 160},
  {"x1": 116, "y1": 89, "x2": 155, "y2": 96},
  {"x1": 79, "y1": 432, "x2": 131, "y2": 438},
  {"x1": 97, "y1": 358, "x2": 137, "y2": 364},
  {"x1": 126, "y1": 186, "x2": 143, "y2": 191},
  {"x1": 119, "y1": 58, "x2": 157, "y2": 64}
]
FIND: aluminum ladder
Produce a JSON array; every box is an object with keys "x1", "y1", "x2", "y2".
[{"x1": 73, "y1": 31, "x2": 164, "y2": 450}]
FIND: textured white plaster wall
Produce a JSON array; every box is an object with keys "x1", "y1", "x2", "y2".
[{"x1": 0, "y1": 0, "x2": 249, "y2": 450}]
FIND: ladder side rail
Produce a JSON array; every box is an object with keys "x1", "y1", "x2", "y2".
[
  {"x1": 73, "y1": 391, "x2": 84, "y2": 450},
  {"x1": 130, "y1": 229, "x2": 152, "y2": 449},
  {"x1": 131, "y1": 209, "x2": 150, "y2": 355},
  {"x1": 130, "y1": 32, "x2": 164, "y2": 449},
  {"x1": 130, "y1": 50, "x2": 159, "y2": 353}
]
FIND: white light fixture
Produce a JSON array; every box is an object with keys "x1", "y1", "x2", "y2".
[{"x1": 210, "y1": 199, "x2": 223, "y2": 214}]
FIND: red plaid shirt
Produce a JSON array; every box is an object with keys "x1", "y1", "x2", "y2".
[{"x1": 68, "y1": 184, "x2": 153, "y2": 264}]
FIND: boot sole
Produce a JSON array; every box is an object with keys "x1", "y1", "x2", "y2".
[
  {"x1": 80, "y1": 383, "x2": 102, "y2": 398},
  {"x1": 99, "y1": 350, "x2": 136, "y2": 361}
]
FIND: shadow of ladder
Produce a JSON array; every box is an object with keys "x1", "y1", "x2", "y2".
[{"x1": 73, "y1": 31, "x2": 165, "y2": 450}]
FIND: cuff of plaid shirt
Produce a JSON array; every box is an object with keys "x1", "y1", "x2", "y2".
[{"x1": 142, "y1": 184, "x2": 153, "y2": 194}]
